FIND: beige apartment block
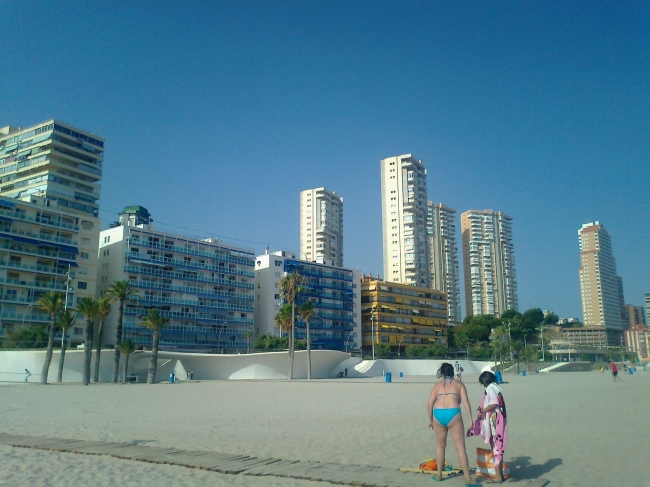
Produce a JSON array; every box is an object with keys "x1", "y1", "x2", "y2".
[
  {"x1": 380, "y1": 154, "x2": 429, "y2": 288},
  {"x1": 624, "y1": 304, "x2": 645, "y2": 329},
  {"x1": 299, "y1": 188, "x2": 343, "y2": 267},
  {"x1": 0, "y1": 120, "x2": 103, "y2": 343},
  {"x1": 427, "y1": 202, "x2": 461, "y2": 325},
  {"x1": 461, "y1": 209, "x2": 517, "y2": 317},
  {"x1": 578, "y1": 222, "x2": 624, "y2": 330}
]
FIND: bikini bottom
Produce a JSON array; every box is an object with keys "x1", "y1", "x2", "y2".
[{"x1": 433, "y1": 408, "x2": 461, "y2": 427}]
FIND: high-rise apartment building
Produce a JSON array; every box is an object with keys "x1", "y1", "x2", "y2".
[
  {"x1": 578, "y1": 222, "x2": 623, "y2": 331},
  {"x1": 300, "y1": 188, "x2": 343, "y2": 267},
  {"x1": 624, "y1": 304, "x2": 646, "y2": 328},
  {"x1": 0, "y1": 120, "x2": 103, "y2": 341},
  {"x1": 380, "y1": 155, "x2": 429, "y2": 287},
  {"x1": 254, "y1": 250, "x2": 360, "y2": 352},
  {"x1": 97, "y1": 206, "x2": 255, "y2": 352},
  {"x1": 461, "y1": 210, "x2": 518, "y2": 317},
  {"x1": 427, "y1": 202, "x2": 461, "y2": 325}
]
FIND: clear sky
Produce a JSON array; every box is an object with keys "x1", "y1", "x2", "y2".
[{"x1": 1, "y1": 1, "x2": 648, "y2": 319}]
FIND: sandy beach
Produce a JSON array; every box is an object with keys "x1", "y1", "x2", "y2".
[{"x1": 1, "y1": 371, "x2": 648, "y2": 487}]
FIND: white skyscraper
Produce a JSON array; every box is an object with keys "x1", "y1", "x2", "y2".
[
  {"x1": 380, "y1": 154, "x2": 429, "y2": 287},
  {"x1": 300, "y1": 188, "x2": 343, "y2": 267},
  {"x1": 427, "y1": 202, "x2": 461, "y2": 325},
  {"x1": 461, "y1": 209, "x2": 518, "y2": 317}
]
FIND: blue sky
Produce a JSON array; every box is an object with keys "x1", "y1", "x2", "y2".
[{"x1": 1, "y1": 1, "x2": 648, "y2": 319}]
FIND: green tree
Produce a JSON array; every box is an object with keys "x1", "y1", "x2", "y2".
[
  {"x1": 511, "y1": 340, "x2": 523, "y2": 374},
  {"x1": 243, "y1": 330, "x2": 254, "y2": 354},
  {"x1": 105, "y1": 280, "x2": 139, "y2": 384},
  {"x1": 543, "y1": 313, "x2": 559, "y2": 325},
  {"x1": 454, "y1": 328, "x2": 471, "y2": 358},
  {"x1": 93, "y1": 297, "x2": 112, "y2": 383},
  {"x1": 375, "y1": 344, "x2": 390, "y2": 358},
  {"x1": 500, "y1": 309, "x2": 522, "y2": 321},
  {"x1": 3, "y1": 326, "x2": 48, "y2": 349},
  {"x1": 405, "y1": 345, "x2": 424, "y2": 358},
  {"x1": 254, "y1": 334, "x2": 289, "y2": 351},
  {"x1": 76, "y1": 297, "x2": 100, "y2": 386},
  {"x1": 521, "y1": 345, "x2": 538, "y2": 373},
  {"x1": 299, "y1": 300, "x2": 316, "y2": 380},
  {"x1": 428, "y1": 343, "x2": 447, "y2": 358},
  {"x1": 521, "y1": 308, "x2": 544, "y2": 333},
  {"x1": 36, "y1": 291, "x2": 65, "y2": 385},
  {"x1": 278, "y1": 272, "x2": 307, "y2": 381},
  {"x1": 116, "y1": 339, "x2": 137, "y2": 384},
  {"x1": 55, "y1": 310, "x2": 76, "y2": 383},
  {"x1": 139, "y1": 308, "x2": 170, "y2": 384}
]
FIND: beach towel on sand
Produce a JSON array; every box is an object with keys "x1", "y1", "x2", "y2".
[
  {"x1": 476, "y1": 448, "x2": 511, "y2": 479},
  {"x1": 399, "y1": 460, "x2": 461, "y2": 476}
]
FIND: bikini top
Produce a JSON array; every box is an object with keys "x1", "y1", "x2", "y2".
[{"x1": 434, "y1": 377, "x2": 461, "y2": 406}]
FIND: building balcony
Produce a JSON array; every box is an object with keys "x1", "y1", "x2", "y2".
[
  {"x1": 0, "y1": 260, "x2": 75, "y2": 277},
  {"x1": 123, "y1": 307, "x2": 253, "y2": 325},
  {"x1": 123, "y1": 265, "x2": 255, "y2": 289},
  {"x1": 1, "y1": 311, "x2": 50, "y2": 324},
  {"x1": 284, "y1": 261, "x2": 352, "y2": 282},
  {"x1": 132, "y1": 239, "x2": 254, "y2": 267},
  {"x1": 0, "y1": 277, "x2": 68, "y2": 292},
  {"x1": 0, "y1": 242, "x2": 78, "y2": 264},
  {"x1": 0, "y1": 208, "x2": 80, "y2": 232},
  {"x1": 125, "y1": 252, "x2": 254, "y2": 277},
  {"x1": 127, "y1": 279, "x2": 253, "y2": 301},
  {"x1": 136, "y1": 294, "x2": 253, "y2": 312}
]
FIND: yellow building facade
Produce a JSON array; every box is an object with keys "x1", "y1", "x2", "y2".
[{"x1": 360, "y1": 277, "x2": 447, "y2": 357}]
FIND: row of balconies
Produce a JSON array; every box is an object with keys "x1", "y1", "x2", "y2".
[
  {"x1": 124, "y1": 265, "x2": 254, "y2": 289},
  {"x1": 128, "y1": 279, "x2": 253, "y2": 301},
  {"x1": 136, "y1": 294, "x2": 254, "y2": 312},
  {"x1": 131, "y1": 238, "x2": 254, "y2": 266},
  {"x1": 126, "y1": 252, "x2": 254, "y2": 277},
  {"x1": 123, "y1": 307, "x2": 254, "y2": 324},
  {"x1": 0, "y1": 260, "x2": 74, "y2": 277},
  {"x1": 0, "y1": 208, "x2": 80, "y2": 232}
]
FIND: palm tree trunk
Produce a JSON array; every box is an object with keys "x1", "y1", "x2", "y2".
[
  {"x1": 56, "y1": 328, "x2": 67, "y2": 383},
  {"x1": 306, "y1": 319, "x2": 311, "y2": 380},
  {"x1": 122, "y1": 354, "x2": 129, "y2": 384},
  {"x1": 41, "y1": 315, "x2": 56, "y2": 385},
  {"x1": 112, "y1": 299, "x2": 125, "y2": 383},
  {"x1": 288, "y1": 302, "x2": 295, "y2": 381},
  {"x1": 93, "y1": 319, "x2": 104, "y2": 382},
  {"x1": 83, "y1": 318, "x2": 93, "y2": 386},
  {"x1": 148, "y1": 330, "x2": 160, "y2": 384}
]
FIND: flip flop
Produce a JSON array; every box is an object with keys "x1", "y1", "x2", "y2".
[{"x1": 431, "y1": 475, "x2": 443, "y2": 481}]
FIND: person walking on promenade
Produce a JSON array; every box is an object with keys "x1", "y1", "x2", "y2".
[
  {"x1": 24, "y1": 369, "x2": 31, "y2": 382},
  {"x1": 477, "y1": 371, "x2": 508, "y2": 483},
  {"x1": 427, "y1": 363, "x2": 478, "y2": 486},
  {"x1": 610, "y1": 362, "x2": 623, "y2": 382}
]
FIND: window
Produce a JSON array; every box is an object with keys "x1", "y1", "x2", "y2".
[
  {"x1": 79, "y1": 267, "x2": 88, "y2": 275},
  {"x1": 77, "y1": 281, "x2": 88, "y2": 289},
  {"x1": 274, "y1": 294, "x2": 280, "y2": 299},
  {"x1": 274, "y1": 260, "x2": 282, "y2": 267},
  {"x1": 82, "y1": 237, "x2": 90, "y2": 246},
  {"x1": 73, "y1": 327, "x2": 83, "y2": 335},
  {"x1": 80, "y1": 252, "x2": 89, "y2": 259}
]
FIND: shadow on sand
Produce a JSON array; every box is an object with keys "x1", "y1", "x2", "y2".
[{"x1": 507, "y1": 456, "x2": 562, "y2": 479}]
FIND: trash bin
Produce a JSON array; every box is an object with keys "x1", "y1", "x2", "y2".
[
  {"x1": 385, "y1": 372, "x2": 392, "y2": 383},
  {"x1": 399, "y1": 372, "x2": 403, "y2": 378},
  {"x1": 522, "y1": 370, "x2": 526, "y2": 376},
  {"x1": 169, "y1": 372, "x2": 175, "y2": 383},
  {"x1": 628, "y1": 368, "x2": 634, "y2": 374},
  {"x1": 495, "y1": 371, "x2": 503, "y2": 383}
]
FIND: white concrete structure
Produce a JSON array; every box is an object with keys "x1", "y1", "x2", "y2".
[
  {"x1": 300, "y1": 188, "x2": 343, "y2": 267},
  {"x1": 254, "y1": 250, "x2": 361, "y2": 352},
  {"x1": 380, "y1": 154, "x2": 430, "y2": 288},
  {"x1": 0, "y1": 349, "x2": 492, "y2": 382},
  {"x1": 427, "y1": 202, "x2": 461, "y2": 325},
  {"x1": 0, "y1": 119, "x2": 103, "y2": 343},
  {"x1": 461, "y1": 209, "x2": 518, "y2": 317},
  {"x1": 97, "y1": 206, "x2": 255, "y2": 352}
]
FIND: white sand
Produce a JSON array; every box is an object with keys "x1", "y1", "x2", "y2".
[{"x1": 1, "y1": 371, "x2": 648, "y2": 487}]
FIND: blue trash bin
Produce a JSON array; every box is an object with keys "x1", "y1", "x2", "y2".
[
  {"x1": 522, "y1": 370, "x2": 526, "y2": 376},
  {"x1": 169, "y1": 372, "x2": 175, "y2": 383},
  {"x1": 385, "y1": 372, "x2": 392, "y2": 383},
  {"x1": 495, "y1": 371, "x2": 503, "y2": 383},
  {"x1": 399, "y1": 372, "x2": 403, "y2": 378}
]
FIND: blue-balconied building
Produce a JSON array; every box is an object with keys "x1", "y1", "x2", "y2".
[
  {"x1": 98, "y1": 206, "x2": 255, "y2": 353},
  {"x1": 254, "y1": 250, "x2": 360, "y2": 352}
]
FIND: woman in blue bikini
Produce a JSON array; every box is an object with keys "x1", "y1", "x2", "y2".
[{"x1": 427, "y1": 363, "x2": 478, "y2": 486}]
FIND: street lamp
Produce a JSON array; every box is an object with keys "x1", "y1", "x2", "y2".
[
  {"x1": 217, "y1": 320, "x2": 226, "y2": 354},
  {"x1": 370, "y1": 309, "x2": 375, "y2": 360},
  {"x1": 538, "y1": 325, "x2": 545, "y2": 361},
  {"x1": 397, "y1": 334, "x2": 404, "y2": 358},
  {"x1": 345, "y1": 330, "x2": 354, "y2": 353},
  {"x1": 21, "y1": 304, "x2": 33, "y2": 328}
]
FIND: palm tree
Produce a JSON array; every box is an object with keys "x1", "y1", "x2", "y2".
[
  {"x1": 37, "y1": 291, "x2": 64, "y2": 385},
  {"x1": 511, "y1": 340, "x2": 523, "y2": 375},
  {"x1": 522, "y1": 345, "x2": 538, "y2": 374},
  {"x1": 55, "y1": 310, "x2": 76, "y2": 383},
  {"x1": 244, "y1": 330, "x2": 254, "y2": 354},
  {"x1": 105, "y1": 280, "x2": 139, "y2": 383},
  {"x1": 275, "y1": 304, "x2": 292, "y2": 340},
  {"x1": 76, "y1": 297, "x2": 100, "y2": 386},
  {"x1": 299, "y1": 301, "x2": 316, "y2": 380},
  {"x1": 278, "y1": 272, "x2": 307, "y2": 381},
  {"x1": 93, "y1": 297, "x2": 112, "y2": 383},
  {"x1": 139, "y1": 308, "x2": 170, "y2": 384},
  {"x1": 116, "y1": 339, "x2": 137, "y2": 384},
  {"x1": 492, "y1": 325, "x2": 509, "y2": 372}
]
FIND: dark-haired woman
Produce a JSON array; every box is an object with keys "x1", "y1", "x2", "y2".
[
  {"x1": 427, "y1": 363, "x2": 478, "y2": 486},
  {"x1": 477, "y1": 371, "x2": 508, "y2": 483}
]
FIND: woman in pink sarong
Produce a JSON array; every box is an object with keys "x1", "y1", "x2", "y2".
[{"x1": 478, "y1": 371, "x2": 508, "y2": 483}]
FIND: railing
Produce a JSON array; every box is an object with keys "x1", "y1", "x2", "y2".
[
  {"x1": 125, "y1": 252, "x2": 254, "y2": 277},
  {"x1": 0, "y1": 260, "x2": 75, "y2": 277},
  {"x1": 284, "y1": 261, "x2": 353, "y2": 282},
  {"x1": 136, "y1": 295, "x2": 253, "y2": 312},
  {"x1": 123, "y1": 307, "x2": 253, "y2": 324},
  {"x1": 0, "y1": 243, "x2": 77, "y2": 262},
  {"x1": 124, "y1": 265, "x2": 254, "y2": 289},
  {"x1": 0, "y1": 208, "x2": 80, "y2": 232},
  {"x1": 132, "y1": 239, "x2": 254, "y2": 266},
  {"x1": 1, "y1": 312, "x2": 50, "y2": 323},
  {"x1": 301, "y1": 288, "x2": 354, "y2": 302},
  {"x1": 127, "y1": 279, "x2": 253, "y2": 301},
  {"x1": 0, "y1": 277, "x2": 68, "y2": 291}
]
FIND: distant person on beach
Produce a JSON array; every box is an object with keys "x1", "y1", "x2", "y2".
[
  {"x1": 24, "y1": 369, "x2": 31, "y2": 382},
  {"x1": 600, "y1": 366, "x2": 604, "y2": 373},
  {"x1": 478, "y1": 371, "x2": 508, "y2": 483},
  {"x1": 610, "y1": 362, "x2": 623, "y2": 382},
  {"x1": 427, "y1": 363, "x2": 478, "y2": 486},
  {"x1": 458, "y1": 364, "x2": 464, "y2": 382},
  {"x1": 344, "y1": 367, "x2": 348, "y2": 377}
]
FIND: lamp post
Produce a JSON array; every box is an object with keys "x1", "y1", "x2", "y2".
[
  {"x1": 21, "y1": 304, "x2": 33, "y2": 328},
  {"x1": 397, "y1": 334, "x2": 404, "y2": 358},
  {"x1": 217, "y1": 320, "x2": 226, "y2": 354},
  {"x1": 370, "y1": 310, "x2": 375, "y2": 360},
  {"x1": 538, "y1": 325, "x2": 545, "y2": 362}
]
